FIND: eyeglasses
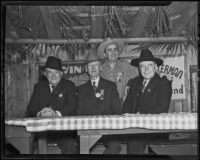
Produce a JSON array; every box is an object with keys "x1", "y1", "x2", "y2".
[{"x1": 139, "y1": 63, "x2": 155, "y2": 70}]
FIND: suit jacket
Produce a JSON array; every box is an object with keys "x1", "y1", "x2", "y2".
[
  {"x1": 26, "y1": 79, "x2": 77, "y2": 117},
  {"x1": 123, "y1": 74, "x2": 172, "y2": 114},
  {"x1": 77, "y1": 77, "x2": 122, "y2": 115}
]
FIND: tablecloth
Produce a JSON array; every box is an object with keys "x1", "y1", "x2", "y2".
[{"x1": 5, "y1": 112, "x2": 197, "y2": 132}]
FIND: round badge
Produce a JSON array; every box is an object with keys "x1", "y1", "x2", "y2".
[{"x1": 95, "y1": 93, "x2": 101, "y2": 98}]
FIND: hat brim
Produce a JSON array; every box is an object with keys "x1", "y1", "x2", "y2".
[
  {"x1": 131, "y1": 57, "x2": 163, "y2": 67},
  {"x1": 86, "y1": 58, "x2": 104, "y2": 64},
  {"x1": 97, "y1": 39, "x2": 124, "y2": 59},
  {"x1": 42, "y1": 65, "x2": 65, "y2": 71}
]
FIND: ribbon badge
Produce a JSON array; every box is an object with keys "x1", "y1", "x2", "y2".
[
  {"x1": 100, "y1": 89, "x2": 104, "y2": 100},
  {"x1": 116, "y1": 72, "x2": 123, "y2": 82},
  {"x1": 95, "y1": 92, "x2": 101, "y2": 98}
]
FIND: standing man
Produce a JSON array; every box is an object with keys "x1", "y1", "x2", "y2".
[
  {"x1": 123, "y1": 49, "x2": 172, "y2": 154},
  {"x1": 97, "y1": 38, "x2": 138, "y2": 103},
  {"x1": 26, "y1": 56, "x2": 77, "y2": 154},
  {"x1": 77, "y1": 49, "x2": 122, "y2": 154}
]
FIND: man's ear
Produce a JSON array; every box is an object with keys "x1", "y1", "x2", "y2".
[
  {"x1": 60, "y1": 71, "x2": 63, "y2": 77},
  {"x1": 43, "y1": 70, "x2": 47, "y2": 77},
  {"x1": 103, "y1": 53, "x2": 107, "y2": 58},
  {"x1": 154, "y1": 63, "x2": 158, "y2": 70}
]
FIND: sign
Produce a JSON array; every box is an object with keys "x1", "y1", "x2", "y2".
[{"x1": 158, "y1": 55, "x2": 185, "y2": 99}]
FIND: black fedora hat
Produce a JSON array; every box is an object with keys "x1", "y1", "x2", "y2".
[
  {"x1": 43, "y1": 56, "x2": 64, "y2": 71},
  {"x1": 131, "y1": 49, "x2": 163, "y2": 67}
]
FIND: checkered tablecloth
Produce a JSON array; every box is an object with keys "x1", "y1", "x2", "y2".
[{"x1": 5, "y1": 112, "x2": 197, "y2": 132}]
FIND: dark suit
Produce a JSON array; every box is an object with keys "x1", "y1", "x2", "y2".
[
  {"x1": 77, "y1": 77, "x2": 122, "y2": 154},
  {"x1": 123, "y1": 74, "x2": 172, "y2": 154},
  {"x1": 27, "y1": 78, "x2": 77, "y2": 154}
]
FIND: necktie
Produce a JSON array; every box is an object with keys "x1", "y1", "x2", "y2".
[
  {"x1": 142, "y1": 80, "x2": 147, "y2": 92},
  {"x1": 92, "y1": 81, "x2": 97, "y2": 92}
]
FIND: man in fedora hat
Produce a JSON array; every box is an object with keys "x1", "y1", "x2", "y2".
[
  {"x1": 123, "y1": 49, "x2": 172, "y2": 154},
  {"x1": 97, "y1": 38, "x2": 138, "y2": 104},
  {"x1": 26, "y1": 56, "x2": 77, "y2": 154},
  {"x1": 76, "y1": 48, "x2": 122, "y2": 154}
]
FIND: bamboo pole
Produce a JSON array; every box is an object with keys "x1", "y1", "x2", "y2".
[{"x1": 5, "y1": 37, "x2": 187, "y2": 44}]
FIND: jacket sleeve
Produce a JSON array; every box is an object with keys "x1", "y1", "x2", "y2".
[
  {"x1": 26, "y1": 84, "x2": 40, "y2": 117},
  {"x1": 59, "y1": 82, "x2": 77, "y2": 116},
  {"x1": 154, "y1": 78, "x2": 172, "y2": 113},
  {"x1": 122, "y1": 84, "x2": 134, "y2": 113},
  {"x1": 76, "y1": 87, "x2": 84, "y2": 115},
  {"x1": 111, "y1": 83, "x2": 122, "y2": 114}
]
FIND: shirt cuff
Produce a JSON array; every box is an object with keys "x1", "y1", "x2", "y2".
[{"x1": 55, "y1": 111, "x2": 62, "y2": 117}]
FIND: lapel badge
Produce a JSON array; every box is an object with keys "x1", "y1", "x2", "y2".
[
  {"x1": 59, "y1": 93, "x2": 63, "y2": 98},
  {"x1": 116, "y1": 72, "x2": 123, "y2": 82},
  {"x1": 147, "y1": 88, "x2": 151, "y2": 93}
]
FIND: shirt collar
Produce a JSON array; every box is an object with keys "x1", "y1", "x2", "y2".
[
  {"x1": 90, "y1": 76, "x2": 100, "y2": 87},
  {"x1": 143, "y1": 79, "x2": 150, "y2": 86},
  {"x1": 49, "y1": 84, "x2": 55, "y2": 92},
  {"x1": 106, "y1": 61, "x2": 120, "y2": 69}
]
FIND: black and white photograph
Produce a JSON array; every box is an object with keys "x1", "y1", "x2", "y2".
[{"x1": 1, "y1": 1, "x2": 198, "y2": 159}]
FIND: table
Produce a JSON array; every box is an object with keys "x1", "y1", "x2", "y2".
[
  {"x1": 5, "y1": 125, "x2": 33, "y2": 154},
  {"x1": 5, "y1": 113, "x2": 197, "y2": 154},
  {"x1": 78, "y1": 128, "x2": 197, "y2": 154}
]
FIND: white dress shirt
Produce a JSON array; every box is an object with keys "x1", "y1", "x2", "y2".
[{"x1": 91, "y1": 76, "x2": 100, "y2": 88}]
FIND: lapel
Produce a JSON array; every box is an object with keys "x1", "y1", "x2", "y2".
[
  {"x1": 144, "y1": 74, "x2": 160, "y2": 92},
  {"x1": 53, "y1": 79, "x2": 64, "y2": 92},
  {"x1": 42, "y1": 81, "x2": 54, "y2": 107},
  {"x1": 135, "y1": 76, "x2": 144, "y2": 95},
  {"x1": 50, "y1": 79, "x2": 63, "y2": 100},
  {"x1": 97, "y1": 77, "x2": 105, "y2": 91},
  {"x1": 142, "y1": 74, "x2": 160, "y2": 103},
  {"x1": 86, "y1": 80, "x2": 96, "y2": 98},
  {"x1": 41, "y1": 80, "x2": 51, "y2": 97}
]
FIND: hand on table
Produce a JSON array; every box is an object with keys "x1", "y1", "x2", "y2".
[{"x1": 37, "y1": 107, "x2": 57, "y2": 117}]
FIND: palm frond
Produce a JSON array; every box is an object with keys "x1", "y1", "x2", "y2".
[
  {"x1": 130, "y1": 41, "x2": 196, "y2": 56},
  {"x1": 152, "y1": 6, "x2": 171, "y2": 36}
]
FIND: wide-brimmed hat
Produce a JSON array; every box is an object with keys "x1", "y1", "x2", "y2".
[
  {"x1": 97, "y1": 37, "x2": 124, "y2": 59},
  {"x1": 86, "y1": 48, "x2": 103, "y2": 64},
  {"x1": 131, "y1": 49, "x2": 163, "y2": 67},
  {"x1": 43, "y1": 56, "x2": 64, "y2": 71}
]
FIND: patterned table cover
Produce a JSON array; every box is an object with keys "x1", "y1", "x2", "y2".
[{"x1": 5, "y1": 112, "x2": 197, "y2": 132}]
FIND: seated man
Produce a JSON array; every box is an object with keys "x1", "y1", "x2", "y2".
[
  {"x1": 76, "y1": 48, "x2": 122, "y2": 154},
  {"x1": 26, "y1": 56, "x2": 77, "y2": 154},
  {"x1": 123, "y1": 49, "x2": 172, "y2": 154}
]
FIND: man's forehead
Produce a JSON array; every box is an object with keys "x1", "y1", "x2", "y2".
[
  {"x1": 139, "y1": 61, "x2": 155, "y2": 65},
  {"x1": 87, "y1": 61, "x2": 101, "y2": 66}
]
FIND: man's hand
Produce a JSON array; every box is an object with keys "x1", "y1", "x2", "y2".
[
  {"x1": 156, "y1": 71, "x2": 173, "y2": 81},
  {"x1": 37, "y1": 107, "x2": 57, "y2": 117}
]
